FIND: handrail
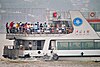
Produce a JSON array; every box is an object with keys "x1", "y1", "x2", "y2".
[{"x1": 6, "y1": 33, "x2": 66, "y2": 37}]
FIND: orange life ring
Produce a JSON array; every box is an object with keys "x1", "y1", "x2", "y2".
[{"x1": 90, "y1": 12, "x2": 95, "y2": 17}]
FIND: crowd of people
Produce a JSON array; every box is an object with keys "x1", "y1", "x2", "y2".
[{"x1": 6, "y1": 21, "x2": 73, "y2": 34}]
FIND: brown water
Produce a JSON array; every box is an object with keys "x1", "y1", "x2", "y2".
[{"x1": 0, "y1": 59, "x2": 100, "y2": 67}]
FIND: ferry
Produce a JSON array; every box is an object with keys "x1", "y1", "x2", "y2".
[{"x1": 3, "y1": 11, "x2": 100, "y2": 61}]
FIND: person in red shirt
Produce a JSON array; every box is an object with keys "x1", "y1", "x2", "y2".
[{"x1": 9, "y1": 21, "x2": 14, "y2": 33}]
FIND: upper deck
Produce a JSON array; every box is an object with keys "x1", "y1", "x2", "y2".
[
  {"x1": 6, "y1": 18, "x2": 74, "y2": 39},
  {"x1": 6, "y1": 11, "x2": 100, "y2": 40}
]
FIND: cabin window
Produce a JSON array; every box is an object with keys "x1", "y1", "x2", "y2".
[
  {"x1": 15, "y1": 40, "x2": 24, "y2": 49},
  {"x1": 37, "y1": 40, "x2": 45, "y2": 50},
  {"x1": 94, "y1": 42, "x2": 100, "y2": 49},
  {"x1": 14, "y1": 40, "x2": 45, "y2": 50},
  {"x1": 90, "y1": 23, "x2": 100, "y2": 32},
  {"x1": 96, "y1": 24, "x2": 100, "y2": 32},
  {"x1": 69, "y1": 42, "x2": 81, "y2": 50},
  {"x1": 49, "y1": 40, "x2": 56, "y2": 50},
  {"x1": 81, "y1": 42, "x2": 94, "y2": 50},
  {"x1": 57, "y1": 41, "x2": 100, "y2": 50},
  {"x1": 57, "y1": 42, "x2": 69, "y2": 50}
]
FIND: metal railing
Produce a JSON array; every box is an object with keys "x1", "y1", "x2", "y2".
[{"x1": 6, "y1": 33, "x2": 66, "y2": 37}]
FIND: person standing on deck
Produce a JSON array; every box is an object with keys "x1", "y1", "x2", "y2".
[
  {"x1": 9, "y1": 21, "x2": 14, "y2": 33},
  {"x1": 34, "y1": 22, "x2": 38, "y2": 33},
  {"x1": 43, "y1": 22, "x2": 47, "y2": 32},
  {"x1": 29, "y1": 42, "x2": 32, "y2": 50},
  {"x1": 6, "y1": 22, "x2": 9, "y2": 33}
]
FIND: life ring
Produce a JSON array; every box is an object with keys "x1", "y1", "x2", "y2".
[{"x1": 90, "y1": 12, "x2": 95, "y2": 17}]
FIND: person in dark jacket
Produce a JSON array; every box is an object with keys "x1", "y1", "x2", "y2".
[{"x1": 6, "y1": 22, "x2": 9, "y2": 33}]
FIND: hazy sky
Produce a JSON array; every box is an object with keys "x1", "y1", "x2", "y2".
[{"x1": 0, "y1": 0, "x2": 100, "y2": 11}]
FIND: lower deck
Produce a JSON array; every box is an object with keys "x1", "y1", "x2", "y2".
[{"x1": 3, "y1": 39, "x2": 100, "y2": 59}]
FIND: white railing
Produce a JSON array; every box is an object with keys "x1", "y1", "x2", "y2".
[{"x1": 6, "y1": 33, "x2": 66, "y2": 37}]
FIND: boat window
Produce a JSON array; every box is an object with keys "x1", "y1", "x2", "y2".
[
  {"x1": 49, "y1": 40, "x2": 56, "y2": 50},
  {"x1": 15, "y1": 40, "x2": 24, "y2": 49},
  {"x1": 57, "y1": 42, "x2": 69, "y2": 50},
  {"x1": 15, "y1": 40, "x2": 45, "y2": 50},
  {"x1": 37, "y1": 40, "x2": 45, "y2": 50},
  {"x1": 90, "y1": 23, "x2": 100, "y2": 32},
  {"x1": 94, "y1": 42, "x2": 100, "y2": 49},
  {"x1": 81, "y1": 42, "x2": 94, "y2": 50},
  {"x1": 69, "y1": 42, "x2": 81, "y2": 50},
  {"x1": 57, "y1": 41, "x2": 100, "y2": 50}
]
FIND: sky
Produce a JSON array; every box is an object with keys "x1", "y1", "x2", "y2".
[{"x1": 0, "y1": 0, "x2": 100, "y2": 11}]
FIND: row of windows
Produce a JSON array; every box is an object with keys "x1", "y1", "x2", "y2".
[
  {"x1": 57, "y1": 42, "x2": 100, "y2": 50},
  {"x1": 90, "y1": 23, "x2": 100, "y2": 32}
]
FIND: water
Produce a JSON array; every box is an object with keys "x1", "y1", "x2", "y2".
[{"x1": 0, "y1": 59, "x2": 100, "y2": 67}]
